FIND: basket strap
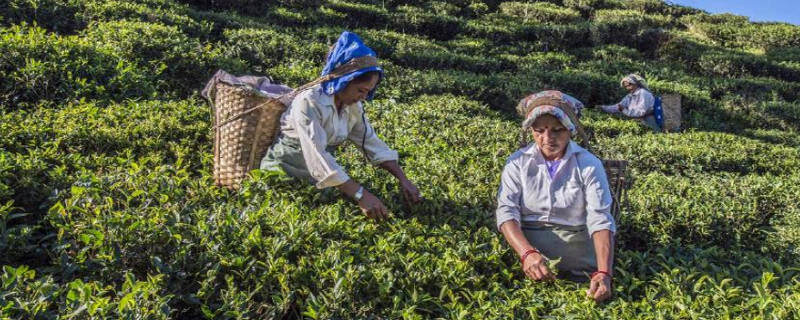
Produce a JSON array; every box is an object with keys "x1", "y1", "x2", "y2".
[
  {"x1": 289, "y1": 55, "x2": 379, "y2": 96},
  {"x1": 213, "y1": 55, "x2": 380, "y2": 130}
]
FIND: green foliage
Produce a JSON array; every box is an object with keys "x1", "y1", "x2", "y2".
[
  {"x1": 624, "y1": 172, "x2": 800, "y2": 251},
  {"x1": 658, "y1": 34, "x2": 800, "y2": 83},
  {"x1": 223, "y1": 27, "x2": 328, "y2": 74},
  {"x1": 682, "y1": 13, "x2": 800, "y2": 51},
  {"x1": 598, "y1": 131, "x2": 800, "y2": 176},
  {"x1": 176, "y1": 0, "x2": 320, "y2": 13},
  {"x1": 324, "y1": 1, "x2": 464, "y2": 40},
  {"x1": 359, "y1": 29, "x2": 512, "y2": 73},
  {"x1": 0, "y1": 265, "x2": 172, "y2": 318},
  {"x1": 83, "y1": 20, "x2": 243, "y2": 96},
  {"x1": 1, "y1": 0, "x2": 86, "y2": 33},
  {"x1": 591, "y1": 9, "x2": 673, "y2": 47},
  {"x1": 0, "y1": 24, "x2": 155, "y2": 109},
  {"x1": 466, "y1": 14, "x2": 592, "y2": 49},
  {"x1": 2, "y1": 0, "x2": 800, "y2": 318},
  {"x1": 498, "y1": 2, "x2": 583, "y2": 24},
  {"x1": 563, "y1": 0, "x2": 620, "y2": 16}
]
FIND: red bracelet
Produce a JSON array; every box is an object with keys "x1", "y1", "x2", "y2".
[
  {"x1": 520, "y1": 249, "x2": 540, "y2": 264},
  {"x1": 591, "y1": 270, "x2": 611, "y2": 279}
]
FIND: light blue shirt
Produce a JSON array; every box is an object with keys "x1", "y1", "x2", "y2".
[{"x1": 495, "y1": 141, "x2": 616, "y2": 236}]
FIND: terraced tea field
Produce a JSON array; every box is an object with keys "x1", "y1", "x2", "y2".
[{"x1": 1, "y1": 0, "x2": 799, "y2": 318}]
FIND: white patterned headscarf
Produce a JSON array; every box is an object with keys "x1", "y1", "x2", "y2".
[
  {"x1": 621, "y1": 74, "x2": 648, "y2": 90},
  {"x1": 517, "y1": 92, "x2": 580, "y2": 136},
  {"x1": 521, "y1": 105, "x2": 577, "y2": 136}
]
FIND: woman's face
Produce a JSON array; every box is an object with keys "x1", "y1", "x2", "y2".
[
  {"x1": 622, "y1": 81, "x2": 637, "y2": 93},
  {"x1": 531, "y1": 114, "x2": 570, "y2": 160},
  {"x1": 335, "y1": 74, "x2": 379, "y2": 107}
]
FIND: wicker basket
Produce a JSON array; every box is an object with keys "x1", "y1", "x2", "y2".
[
  {"x1": 660, "y1": 93, "x2": 681, "y2": 132},
  {"x1": 209, "y1": 83, "x2": 289, "y2": 189},
  {"x1": 601, "y1": 159, "x2": 630, "y2": 221},
  {"x1": 203, "y1": 57, "x2": 380, "y2": 189}
]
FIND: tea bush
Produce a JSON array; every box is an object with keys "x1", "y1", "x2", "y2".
[
  {"x1": 466, "y1": 14, "x2": 592, "y2": 48},
  {"x1": 1, "y1": 0, "x2": 86, "y2": 33},
  {"x1": 3, "y1": 0, "x2": 800, "y2": 318},
  {"x1": 83, "y1": 20, "x2": 242, "y2": 97},
  {"x1": 498, "y1": 2, "x2": 583, "y2": 24},
  {"x1": 596, "y1": 131, "x2": 800, "y2": 176},
  {"x1": 0, "y1": 24, "x2": 155, "y2": 109},
  {"x1": 683, "y1": 13, "x2": 800, "y2": 51},
  {"x1": 324, "y1": 1, "x2": 464, "y2": 40},
  {"x1": 176, "y1": 0, "x2": 320, "y2": 14},
  {"x1": 624, "y1": 171, "x2": 800, "y2": 254},
  {"x1": 563, "y1": 0, "x2": 620, "y2": 16},
  {"x1": 591, "y1": 9, "x2": 673, "y2": 47},
  {"x1": 223, "y1": 27, "x2": 327, "y2": 74}
]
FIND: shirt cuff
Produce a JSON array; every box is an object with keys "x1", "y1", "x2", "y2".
[
  {"x1": 601, "y1": 105, "x2": 618, "y2": 113},
  {"x1": 369, "y1": 149, "x2": 399, "y2": 166},
  {"x1": 587, "y1": 222, "x2": 616, "y2": 237},
  {"x1": 496, "y1": 211, "x2": 520, "y2": 231},
  {"x1": 314, "y1": 169, "x2": 350, "y2": 189}
]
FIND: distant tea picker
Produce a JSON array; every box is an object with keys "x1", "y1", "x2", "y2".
[
  {"x1": 597, "y1": 74, "x2": 682, "y2": 132},
  {"x1": 203, "y1": 31, "x2": 422, "y2": 219},
  {"x1": 598, "y1": 74, "x2": 659, "y2": 131}
]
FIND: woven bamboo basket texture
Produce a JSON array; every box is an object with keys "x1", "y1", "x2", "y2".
[
  {"x1": 601, "y1": 159, "x2": 629, "y2": 221},
  {"x1": 212, "y1": 83, "x2": 289, "y2": 189},
  {"x1": 661, "y1": 93, "x2": 681, "y2": 132}
]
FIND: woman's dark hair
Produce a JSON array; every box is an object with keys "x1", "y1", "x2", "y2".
[{"x1": 351, "y1": 70, "x2": 381, "y2": 84}]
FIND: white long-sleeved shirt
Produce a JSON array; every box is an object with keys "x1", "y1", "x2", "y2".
[
  {"x1": 495, "y1": 141, "x2": 616, "y2": 236},
  {"x1": 278, "y1": 84, "x2": 398, "y2": 189},
  {"x1": 601, "y1": 88, "x2": 655, "y2": 118}
]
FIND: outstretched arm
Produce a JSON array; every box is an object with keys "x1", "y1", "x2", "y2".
[{"x1": 378, "y1": 160, "x2": 422, "y2": 206}]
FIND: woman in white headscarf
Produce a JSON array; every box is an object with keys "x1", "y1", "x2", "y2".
[
  {"x1": 497, "y1": 92, "x2": 616, "y2": 302},
  {"x1": 599, "y1": 74, "x2": 659, "y2": 131}
]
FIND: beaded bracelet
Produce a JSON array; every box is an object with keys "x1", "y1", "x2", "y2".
[{"x1": 520, "y1": 248, "x2": 540, "y2": 265}]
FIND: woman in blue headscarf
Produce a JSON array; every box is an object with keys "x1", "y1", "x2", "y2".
[{"x1": 261, "y1": 31, "x2": 422, "y2": 220}]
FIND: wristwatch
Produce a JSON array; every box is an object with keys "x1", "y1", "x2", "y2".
[{"x1": 353, "y1": 186, "x2": 364, "y2": 202}]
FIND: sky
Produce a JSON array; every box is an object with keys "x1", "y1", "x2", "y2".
[{"x1": 669, "y1": 0, "x2": 800, "y2": 25}]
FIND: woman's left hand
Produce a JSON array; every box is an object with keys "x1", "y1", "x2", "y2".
[
  {"x1": 399, "y1": 179, "x2": 422, "y2": 206},
  {"x1": 586, "y1": 273, "x2": 612, "y2": 302}
]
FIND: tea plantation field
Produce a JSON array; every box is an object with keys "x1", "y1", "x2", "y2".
[{"x1": 1, "y1": 0, "x2": 799, "y2": 318}]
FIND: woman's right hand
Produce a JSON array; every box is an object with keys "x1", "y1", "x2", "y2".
[
  {"x1": 358, "y1": 189, "x2": 388, "y2": 220},
  {"x1": 522, "y1": 252, "x2": 555, "y2": 281}
]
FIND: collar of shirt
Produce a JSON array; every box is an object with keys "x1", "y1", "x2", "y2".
[{"x1": 311, "y1": 85, "x2": 362, "y2": 115}]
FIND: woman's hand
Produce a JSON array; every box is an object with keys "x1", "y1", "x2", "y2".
[
  {"x1": 358, "y1": 189, "x2": 389, "y2": 220},
  {"x1": 399, "y1": 178, "x2": 422, "y2": 206},
  {"x1": 522, "y1": 253, "x2": 555, "y2": 281},
  {"x1": 586, "y1": 273, "x2": 612, "y2": 302}
]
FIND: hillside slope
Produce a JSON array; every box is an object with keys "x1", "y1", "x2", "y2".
[{"x1": 1, "y1": 0, "x2": 799, "y2": 318}]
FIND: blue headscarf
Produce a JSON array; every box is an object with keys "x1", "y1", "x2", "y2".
[{"x1": 321, "y1": 31, "x2": 383, "y2": 101}]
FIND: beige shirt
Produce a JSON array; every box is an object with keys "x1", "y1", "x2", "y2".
[{"x1": 279, "y1": 84, "x2": 398, "y2": 189}]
